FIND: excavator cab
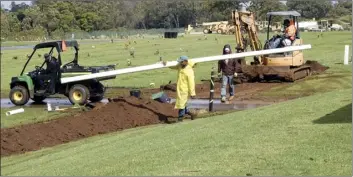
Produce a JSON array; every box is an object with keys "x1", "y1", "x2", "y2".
[{"x1": 263, "y1": 11, "x2": 305, "y2": 67}]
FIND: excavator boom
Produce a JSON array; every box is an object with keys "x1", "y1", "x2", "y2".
[{"x1": 232, "y1": 10, "x2": 262, "y2": 52}]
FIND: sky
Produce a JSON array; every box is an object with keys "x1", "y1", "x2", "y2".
[{"x1": 1, "y1": 1, "x2": 32, "y2": 10}]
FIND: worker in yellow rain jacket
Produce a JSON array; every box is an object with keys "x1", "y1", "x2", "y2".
[{"x1": 163, "y1": 56, "x2": 196, "y2": 122}]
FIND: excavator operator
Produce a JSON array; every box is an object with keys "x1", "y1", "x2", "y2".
[{"x1": 269, "y1": 19, "x2": 296, "y2": 49}]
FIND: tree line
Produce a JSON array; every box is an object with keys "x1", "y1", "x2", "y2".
[{"x1": 1, "y1": 0, "x2": 352, "y2": 40}]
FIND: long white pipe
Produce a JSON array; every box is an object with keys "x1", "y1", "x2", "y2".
[{"x1": 61, "y1": 44, "x2": 312, "y2": 84}]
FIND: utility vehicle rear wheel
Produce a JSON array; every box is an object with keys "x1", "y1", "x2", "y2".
[
  {"x1": 9, "y1": 85, "x2": 29, "y2": 106},
  {"x1": 68, "y1": 84, "x2": 90, "y2": 105}
]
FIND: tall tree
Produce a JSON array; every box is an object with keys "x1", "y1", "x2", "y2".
[
  {"x1": 328, "y1": 0, "x2": 352, "y2": 18},
  {"x1": 287, "y1": 0, "x2": 332, "y2": 19},
  {"x1": 246, "y1": 0, "x2": 288, "y2": 21}
]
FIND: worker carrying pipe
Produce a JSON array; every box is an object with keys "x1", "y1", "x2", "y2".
[{"x1": 163, "y1": 56, "x2": 197, "y2": 122}]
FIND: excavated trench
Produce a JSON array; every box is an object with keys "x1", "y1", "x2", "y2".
[{"x1": 1, "y1": 60, "x2": 329, "y2": 157}]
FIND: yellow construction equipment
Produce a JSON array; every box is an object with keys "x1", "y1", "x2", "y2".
[{"x1": 231, "y1": 8, "x2": 323, "y2": 82}]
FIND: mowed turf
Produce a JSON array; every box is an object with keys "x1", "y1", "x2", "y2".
[
  {"x1": 1, "y1": 32, "x2": 351, "y2": 127},
  {"x1": 1, "y1": 88, "x2": 351, "y2": 176},
  {"x1": 1, "y1": 32, "x2": 352, "y2": 95},
  {"x1": 0, "y1": 32, "x2": 352, "y2": 176}
]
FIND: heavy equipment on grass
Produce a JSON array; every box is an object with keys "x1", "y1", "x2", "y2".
[
  {"x1": 9, "y1": 40, "x2": 116, "y2": 106},
  {"x1": 202, "y1": 21, "x2": 234, "y2": 34},
  {"x1": 232, "y1": 9, "x2": 322, "y2": 82},
  {"x1": 8, "y1": 38, "x2": 312, "y2": 107}
]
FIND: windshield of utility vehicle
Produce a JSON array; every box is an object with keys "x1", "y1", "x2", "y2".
[{"x1": 22, "y1": 48, "x2": 59, "y2": 75}]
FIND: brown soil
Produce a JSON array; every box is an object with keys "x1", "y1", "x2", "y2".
[
  {"x1": 305, "y1": 60, "x2": 330, "y2": 74},
  {"x1": 1, "y1": 81, "x2": 285, "y2": 157},
  {"x1": 1, "y1": 96, "x2": 177, "y2": 157},
  {"x1": 160, "y1": 82, "x2": 286, "y2": 100},
  {"x1": 1, "y1": 60, "x2": 329, "y2": 157}
]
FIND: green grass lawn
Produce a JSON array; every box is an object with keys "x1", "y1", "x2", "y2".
[
  {"x1": 1, "y1": 32, "x2": 352, "y2": 96},
  {"x1": 2, "y1": 31, "x2": 351, "y2": 128},
  {"x1": 1, "y1": 88, "x2": 351, "y2": 176},
  {"x1": 0, "y1": 32, "x2": 352, "y2": 176}
]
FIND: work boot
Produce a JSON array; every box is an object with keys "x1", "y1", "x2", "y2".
[
  {"x1": 221, "y1": 96, "x2": 226, "y2": 103},
  {"x1": 228, "y1": 96, "x2": 234, "y2": 101},
  {"x1": 178, "y1": 117, "x2": 183, "y2": 122},
  {"x1": 187, "y1": 109, "x2": 198, "y2": 120}
]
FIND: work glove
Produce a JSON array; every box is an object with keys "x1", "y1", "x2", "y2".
[{"x1": 234, "y1": 72, "x2": 238, "y2": 77}]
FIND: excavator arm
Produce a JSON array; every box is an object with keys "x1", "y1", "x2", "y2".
[{"x1": 232, "y1": 10, "x2": 263, "y2": 64}]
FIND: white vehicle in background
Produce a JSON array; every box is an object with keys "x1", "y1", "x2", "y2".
[
  {"x1": 330, "y1": 24, "x2": 344, "y2": 31},
  {"x1": 307, "y1": 25, "x2": 326, "y2": 32}
]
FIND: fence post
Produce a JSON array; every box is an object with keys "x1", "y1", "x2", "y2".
[
  {"x1": 209, "y1": 70, "x2": 215, "y2": 112},
  {"x1": 344, "y1": 45, "x2": 349, "y2": 65}
]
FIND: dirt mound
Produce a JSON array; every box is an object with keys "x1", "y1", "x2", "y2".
[
  {"x1": 305, "y1": 60, "x2": 329, "y2": 74},
  {"x1": 1, "y1": 96, "x2": 177, "y2": 157},
  {"x1": 234, "y1": 60, "x2": 329, "y2": 83},
  {"x1": 160, "y1": 83, "x2": 177, "y2": 91}
]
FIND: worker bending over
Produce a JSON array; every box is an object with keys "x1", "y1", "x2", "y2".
[
  {"x1": 163, "y1": 56, "x2": 196, "y2": 122},
  {"x1": 218, "y1": 44, "x2": 239, "y2": 103},
  {"x1": 270, "y1": 19, "x2": 296, "y2": 49}
]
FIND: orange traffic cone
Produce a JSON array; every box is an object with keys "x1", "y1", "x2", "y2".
[{"x1": 61, "y1": 40, "x2": 67, "y2": 52}]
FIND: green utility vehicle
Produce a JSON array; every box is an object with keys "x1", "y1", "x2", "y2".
[{"x1": 9, "y1": 40, "x2": 116, "y2": 106}]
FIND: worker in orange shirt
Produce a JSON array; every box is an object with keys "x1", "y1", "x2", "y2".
[
  {"x1": 282, "y1": 19, "x2": 296, "y2": 46},
  {"x1": 270, "y1": 19, "x2": 296, "y2": 48}
]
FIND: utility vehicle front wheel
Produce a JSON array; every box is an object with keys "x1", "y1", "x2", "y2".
[
  {"x1": 68, "y1": 84, "x2": 90, "y2": 105},
  {"x1": 9, "y1": 85, "x2": 29, "y2": 106}
]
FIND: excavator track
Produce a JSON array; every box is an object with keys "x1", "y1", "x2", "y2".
[{"x1": 287, "y1": 65, "x2": 312, "y2": 81}]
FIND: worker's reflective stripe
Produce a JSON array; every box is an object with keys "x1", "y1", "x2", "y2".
[{"x1": 210, "y1": 90, "x2": 214, "y2": 92}]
